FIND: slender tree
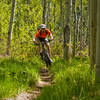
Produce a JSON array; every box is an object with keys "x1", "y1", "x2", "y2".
[
  {"x1": 79, "y1": 0, "x2": 83, "y2": 52},
  {"x1": 54, "y1": 2, "x2": 56, "y2": 34},
  {"x1": 76, "y1": 6, "x2": 80, "y2": 55},
  {"x1": 0, "y1": 5, "x2": 1, "y2": 33},
  {"x1": 43, "y1": 0, "x2": 47, "y2": 24},
  {"x1": 47, "y1": 1, "x2": 50, "y2": 28},
  {"x1": 96, "y1": 0, "x2": 100, "y2": 83},
  {"x1": 88, "y1": 0, "x2": 90, "y2": 56},
  {"x1": 59, "y1": 0, "x2": 63, "y2": 39},
  {"x1": 6, "y1": 0, "x2": 16, "y2": 55},
  {"x1": 27, "y1": 0, "x2": 30, "y2": 24},
  {"x1": 72, "y1": 0, "x2": 76, "y2": 57},
  {"x1": 90, "y1": 0, "x2": 97, "y2": 69},
  {"x1": 64, "y1": 0, "x2": 72, "y2": 61}
]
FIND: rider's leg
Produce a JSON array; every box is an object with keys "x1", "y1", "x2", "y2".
[
  {"x1": 38, "y1": 44, "x2": 42, "y2": 53},
  {"x1": 46, "y1": 43, "x2": 53, "y2": 62},
  {"x1": 38, "y1": 45, "x2": 43, "y2": 60}
]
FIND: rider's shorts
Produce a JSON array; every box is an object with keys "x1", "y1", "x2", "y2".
[{"x1": 36, "y1": 37, "x2": 49, "y2": 45}]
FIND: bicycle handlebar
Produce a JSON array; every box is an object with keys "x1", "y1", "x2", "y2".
[{"x1": 33, "y1": 38, "x2": 53, "y2": 45}]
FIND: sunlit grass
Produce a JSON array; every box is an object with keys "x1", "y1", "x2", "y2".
[
  {"x1": 0, "y1": 57, "x2": 97, "y2": 100},
  {"x1": 0, "y1": 57, "x2": 42, "y2": 99},
  {"x1": 37, "y1": 57, "x2": 96, "y2": 100}
]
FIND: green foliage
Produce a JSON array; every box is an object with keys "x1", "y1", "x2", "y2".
[
  {"x1": 0, "y1": 0, "x2": 94, "y2": 99},
  {"x1": 0, "y1": 0, "x2": 89, "y2": 57}
]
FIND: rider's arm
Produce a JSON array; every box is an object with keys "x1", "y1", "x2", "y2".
[
  {"x1": 33, "y1": 31, "x2": 40, "y2": 42},
  {"x1": 46, "y1": 29, "x2": 53, "y2": 40},
  {"x1": 50, "y1": 33, "x2": 53, "y2": 40}
]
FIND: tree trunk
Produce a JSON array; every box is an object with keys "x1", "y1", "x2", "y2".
[
  {"x1": 75, "y1": 14, "x2": 79, "y2": 55},
  {"x1": 59, "y1": 0, "x2": 63, "y2": 39},
  {"x1": 76, "y1": 7, "x2": 80, "y2": 55},
  {"x1": 6, "y1": 0, "x2": 16, "y2": 55},
  {"x1": 96, "y1": 0, "x2": 100, "y2": 83},
  {"x1": 47, "y1": 1, "x2": 50, "y2": 28},
  {"x1": 90, "y1": 0, "x2": 97, "y2": 69},
  {"x1": 78, "y1": 0, "x2": 83, "y2": 56},
  {"x1": 88, "y1": 0, "x2": 90, "y2": 56},
  {"x1": 54, "y1": 2, "x2": 56, "y2": 34},
  {"x1": 72, "y1": 0, "x2": 76, "y2": 57},
  {"x1": 43, "y1": 0, "x2": 47, "y2": 24},
  {"x1": 64, "y1": 0, "x2": 72, "y2": 61},
  {"x1": 0, "y1": 6, "x2": 1, "y2": 33},
  {"x1": 27, "y1": 0, "x2": 30, "y2": 24}
]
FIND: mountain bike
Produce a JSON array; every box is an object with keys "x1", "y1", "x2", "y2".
[{"x1": 41, "y1": 39, "x2": 53, "y2": 67}]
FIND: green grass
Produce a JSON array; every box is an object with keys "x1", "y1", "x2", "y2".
[
  {"x1": 37, "y1": 57, "x2": 96, "y2": 100},
  {"x1": 0, "y1": 56, "x2": 43, "y2": 99},
  {"x1": 0, "y1": 57, "x2": 99, "y2": 100}
]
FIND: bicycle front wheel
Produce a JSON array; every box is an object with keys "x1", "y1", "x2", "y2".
[{"x1": 43, "y1": 53, "x2": 51, "y2": 67}]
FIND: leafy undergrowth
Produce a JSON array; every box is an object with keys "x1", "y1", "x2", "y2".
[
  {"x1": 37, "y1": 57, "x2": 97, "y2": 100},
  {"x1": 0, "y1": 56, "x2": 43, "y2": 99}
]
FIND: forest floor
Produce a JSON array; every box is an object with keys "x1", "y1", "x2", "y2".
[
  {"x1": 4, "y1": 68, "x2": 53, "y2": 100},
  {"x1": 1, "y1": 57, "x2": 98, "y2": 100}
]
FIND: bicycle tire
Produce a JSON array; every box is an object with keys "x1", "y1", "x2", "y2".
[{"x1": 43, "y1": 52, "x2": 51, "y2": 67}]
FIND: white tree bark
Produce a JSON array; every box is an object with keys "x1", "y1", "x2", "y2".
[
  {"x1": 7, "y1": 0, "x2": 16, "y2": 55},
  {"x1": 60, "y1": 0, "x2": 63, "y2": 39},
  {"x1": 79, "y1": 0, "x2": 83, "y2": 52}
]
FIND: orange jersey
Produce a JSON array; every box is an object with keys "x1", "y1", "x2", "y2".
[{"x1": 35, "y1": 29, "x2": 51, "y2": 38}]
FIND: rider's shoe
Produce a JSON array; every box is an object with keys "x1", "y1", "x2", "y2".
[{"x1": 50, "y1": 58, "x2": 53, "y2": 63}]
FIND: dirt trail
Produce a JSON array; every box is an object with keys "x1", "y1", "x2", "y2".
[{"x1": 4, "y1": 68, "x2": 53, "y2": 100}]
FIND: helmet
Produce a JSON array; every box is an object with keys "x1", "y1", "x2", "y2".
[{"x1": 40, "y1": 24, "x2": 46, "y2": 29}]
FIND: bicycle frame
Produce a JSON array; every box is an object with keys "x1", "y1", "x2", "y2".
[{"x1": 40, "y1": 41, "x2": 51, "y2": 67}]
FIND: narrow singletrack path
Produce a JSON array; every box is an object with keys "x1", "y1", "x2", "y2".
[
  {"x1": 33, "y1": 68, "x2": 53, "y2": 99},
  {"x1": 4, "y1": 68, "x2": 53, "y2": 100}
]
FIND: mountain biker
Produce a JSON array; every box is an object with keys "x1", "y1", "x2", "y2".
[{"x1": 33, "y1": 24, "x2": 53, "y2": 59}]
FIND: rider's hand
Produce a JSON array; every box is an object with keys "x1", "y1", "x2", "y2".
[
  {"x1": 51, "y1": 37, "x2": 53, "y2": 41},
  {"x1": 33, "y1": 38, "x2": 35, "y2": 42}
]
